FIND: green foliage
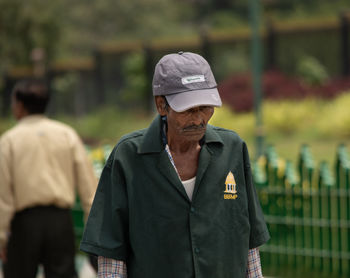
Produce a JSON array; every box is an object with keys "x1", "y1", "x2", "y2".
[
  {"x1": 264, "y1": 0, "x2": 350, "y2": 21},
  {"x1": 262, "y1": 93, "x2": 350, "y2": 140},
  {"x1": 296, "y1": 55, "x2": 329, "y2": 85},
  {"x1": 59, "y1": 0, "x2": 196, "y2": 57},
  {"x1": 0, "y1": 0, "x2": 63, "y2": 68},
  {"x1": 120, "y1": 52, "x2": 148, "y2": 104},
  {"x1": 212, "y1": 47, "x2": 250, "y2": 80},
  {"x1": 56, "y1": 106, "x2": 152, "y2": 143},
  {"x1": 207, "y1": 11, "x2": 246, "y2": 29},
  {"x1": 0, "y1": 0, "x2": 349, "y2": 72},
  {"x1": 0, "y1": 0, "x2": 197, "y2": 67},
  {"x1": 211, "y1": 92, "x2": 350, "y2": 143},
  {"x1": 263, "y1": 98, "x2": 321, "y2": 135},
  {"x1": 50, "y1": 73, "x2": 79, "y2": 114},
  {"x1": 318, "y1": 93, "x2": 350, "y2": 138},
  {"x1": 210, "y1": 105, "x2": 254, "y2": 139},
  {"x1": 210, "y1": 94, "x2": 350, "y2": 163},
  {"x1": 0, "y1": 117, "x2": 15, "y2": 136}
]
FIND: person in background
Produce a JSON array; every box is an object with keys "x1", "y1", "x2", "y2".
[
  {"x1": 0, "y1": 79, "x2": 97, "y2": 278},
  {"x1": 80, "y1": 52, "x2": 270, "y2": 278}
]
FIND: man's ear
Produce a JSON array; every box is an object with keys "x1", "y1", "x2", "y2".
[
  {"x1": 155, "y1": 96, "x2": 167, "y2": 116},
  {"x1": 12, "y1": 98, "x2": 27, "y2": 120}
]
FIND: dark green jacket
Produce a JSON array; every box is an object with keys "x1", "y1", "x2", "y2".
[{"x1": 80, "y1": 115, "x2": 270, "y2": 278}]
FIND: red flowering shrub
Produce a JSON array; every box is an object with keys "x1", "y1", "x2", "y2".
[{"x1": 218, "y1": 70, "x2": 350, "y2": 112}]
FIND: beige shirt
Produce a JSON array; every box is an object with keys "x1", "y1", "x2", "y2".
[{"x1": 0, "y1": 115, "x2": 97, "y2": 248}]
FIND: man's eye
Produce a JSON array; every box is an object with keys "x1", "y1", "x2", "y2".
[{"x1": 200, "y1": 106, "x2": 211, "y2": 111}]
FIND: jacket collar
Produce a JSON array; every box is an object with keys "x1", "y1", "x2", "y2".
[{"x1": 138, "y1": 115, "x2": 224, "y2": 154}]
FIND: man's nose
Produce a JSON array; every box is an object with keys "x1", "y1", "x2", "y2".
[{"x1": 190, "y1": 110, "x2": 203, "y2": 125}]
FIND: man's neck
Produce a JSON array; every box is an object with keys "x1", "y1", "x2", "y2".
[
  {"x1": 17, "y1": 113, "x2": 44, "y2": 122},
  {"x1": 167, "y1": 137, "x2": 201, "y2": 154}
]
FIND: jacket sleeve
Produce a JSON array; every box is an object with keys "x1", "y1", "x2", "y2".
[
  {"x1": 243, "y1": 142, "x2": 270, "y2": 249},
  {"x1": 80, "y1": 147, "x2": 130, "y2": 261}
]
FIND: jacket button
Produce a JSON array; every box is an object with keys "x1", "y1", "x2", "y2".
[{"x1": 190, "y1": 207, "x2": 195, "y2": 213}]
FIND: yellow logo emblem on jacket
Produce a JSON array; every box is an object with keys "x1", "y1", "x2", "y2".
[{"x1": 224, "y1": 171, "x2": 237, "y2": 199}]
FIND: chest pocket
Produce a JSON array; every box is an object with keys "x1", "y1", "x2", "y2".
[{"x1": 212, "y1": 171, "x2": 250, "y2": 234}]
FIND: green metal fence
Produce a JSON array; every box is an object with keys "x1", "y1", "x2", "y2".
[
  {"x1": 255, "y1": 144, "x2": 350, "y2": 277},
  {"x1": 73, "y1": 143, "x2": 350, "y2": 276}
]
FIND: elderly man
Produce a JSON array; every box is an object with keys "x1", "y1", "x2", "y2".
[
  {"x1": 0, "y1": 79, "x2": 97, "y2": 278},
  {"x1": 80, "y1": 52, "x2": 270, "y2": 278}
]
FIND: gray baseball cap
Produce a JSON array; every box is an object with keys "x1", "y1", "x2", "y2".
[{"x1": 152, "y1": 51, "x2": 222, "y2": 112}]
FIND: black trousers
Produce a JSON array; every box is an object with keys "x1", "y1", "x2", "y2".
[{"x1": 3, "y1": 205, "x2": 77, "y2": 278}]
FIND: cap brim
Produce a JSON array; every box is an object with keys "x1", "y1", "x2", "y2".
[{"x1": 165, "y1": 88, "x2": 222, "y2": 112}]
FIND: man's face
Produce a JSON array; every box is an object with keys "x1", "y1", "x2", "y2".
[{"x1": 166, "y1": 105, "x2": 214, "y2": 142}]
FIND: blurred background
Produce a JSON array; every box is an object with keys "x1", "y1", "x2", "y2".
[{"x1": 1, "y1": 0, "x2": 350, "y2": 277}]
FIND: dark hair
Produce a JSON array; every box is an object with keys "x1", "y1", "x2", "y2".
[{"x1": 12, "y1": 79, "x2": 49, "y2": 114}]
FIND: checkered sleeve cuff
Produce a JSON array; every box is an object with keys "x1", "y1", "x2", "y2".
[
  {"x1": 246, "y1": 248, "x2": 263, "y2": 278},
  {"x1": 98, "y1": 256, "x2": 127, "y2": 278}
]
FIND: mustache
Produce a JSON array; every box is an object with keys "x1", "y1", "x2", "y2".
[{"x1": 182, "y1": 123, "x2": 206, "y2": 131}]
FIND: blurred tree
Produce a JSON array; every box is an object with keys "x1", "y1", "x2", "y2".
[
  {"x1": 185, "y1": 0, "x2": 248, "y2": 28},
  {"x1": 0, "y1": 0, "x2": 63, "y2": 70},
  {"x1": 60, "y1": 0, "x2": 195, "y2": 56},
  {"x1": 0, "y1": 0, "x2": 349, "y2": 71},
  {"x1": 0, "y1": 0, "x2": 196, "y2": 69}
]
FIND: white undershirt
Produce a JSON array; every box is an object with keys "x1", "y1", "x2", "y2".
[
  {"x1": 165, "y1": 144, "x2": 197, "y2": 201},
  {"x1": 181, "y1": 176, "x2": 196, "y2": 201}
]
